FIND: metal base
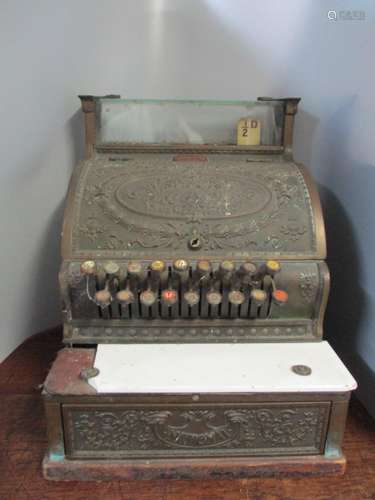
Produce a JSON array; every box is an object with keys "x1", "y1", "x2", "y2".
[{"x1": 43, "y1": 454, "x2": 346, "y2": 481}]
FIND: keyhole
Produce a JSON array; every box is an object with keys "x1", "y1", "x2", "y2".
[{"x1": 189, "y1": 237, "x2": 201, "y2": 250}]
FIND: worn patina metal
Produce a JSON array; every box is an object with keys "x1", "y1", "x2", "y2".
[
  {"x1": 42, "y1": 348, "x2": 350, "y2": 466},
  {"x1": 62, "y1": 155, "x2": 323, "y2": 259},
  {"x1": 42, "y1": 96, "x2": 354, "y2": 480},
  {"x1": 60, "y1": 258, "x2": 329, "y2": 343},
  {"x1": 59, "y1": 96, "x2": 329, "y2": 344}
]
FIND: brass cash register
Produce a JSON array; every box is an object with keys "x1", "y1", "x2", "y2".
[{"x1": 42, "y1": 97, "x2": 356, "y2": 480}]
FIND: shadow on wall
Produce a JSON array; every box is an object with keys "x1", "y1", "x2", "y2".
[
  {"x1": 28, "y1": 199, "x2": 65, "y2": 329},
  {"x1": 27, "y1": 109, "x2": 84, "y2": 335},
  {"x1": 294, "y1": 109, "x2": 320, "y2": 171},
  {"x1": 323, "y1": 182, "x2": 375, "y2": 415},
  {"x1": 319, "y1": 97, "x2": 375, "y2": 416}
]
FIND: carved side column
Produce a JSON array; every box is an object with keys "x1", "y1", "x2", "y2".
[
  {"x1": 79, "y1": 95, "x2": 96, "y2": 159},
  {"x1": 78, "y1": 94, "x2": 121, "y2": 158},
  {"x1": 283, "y1": 98, "x2": 301, "y2": 155},
  {"x1": 257, "y1": 96, "x2": 301, "y2": 156}
]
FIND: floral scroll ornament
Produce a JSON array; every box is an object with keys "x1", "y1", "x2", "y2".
[
  {"x1": 83, "y1": 184, "x2": 107, "y2": 205},
  {"x1": 299, "y1": 272, "x2": 318, "y2": 303},
  {"x1": 74, "y1": 162, "x2": 315, "y2": 254},
  {"x1": 280, "y1": 219, "x2": 307, "y2": 241},
  {"x1": 264, "y1": 235, "x2": 283, "y2": 250},
  {"x1": 70, "y1": 406, "x2": 326, "y2": 452},
  {"x1": 78, "y1": 217, "x2": 104, "y2": 242}
]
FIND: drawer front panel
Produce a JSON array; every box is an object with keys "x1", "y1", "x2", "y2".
[{"x1": 63, "y1": 402, "x2": 330, "y2": 459}]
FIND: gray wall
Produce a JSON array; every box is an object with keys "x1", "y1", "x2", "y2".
[{"x1": 1, "y1": 0, "x2": 374, "y2": 414}]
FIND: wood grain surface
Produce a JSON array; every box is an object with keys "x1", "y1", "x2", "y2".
[{"x1": 1, "y1": 327, "x2": 375, "y2": 500}]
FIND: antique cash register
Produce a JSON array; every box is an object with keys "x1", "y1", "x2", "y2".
[{"x1": 42, "y1": 97, "x2": 356, "y2": 480}]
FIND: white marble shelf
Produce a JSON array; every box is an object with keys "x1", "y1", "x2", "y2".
[{"x1": 90, "y1": 341, "x2": 357, "y2": 394}]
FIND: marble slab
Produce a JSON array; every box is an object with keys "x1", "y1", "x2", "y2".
[{"x1": 90, "y1": 341, "x2": 357, "y2": 394}]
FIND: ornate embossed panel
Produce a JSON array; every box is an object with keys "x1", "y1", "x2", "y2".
[
  {"x1": 63, "y1": 402, "x2": 330, "y2": 459},
  {"x1": 68, "y1": 154, "x2": 317, "y2": 258},
  {"x1": 115, "y1": 173, "x2": 273, "y2": 219}
]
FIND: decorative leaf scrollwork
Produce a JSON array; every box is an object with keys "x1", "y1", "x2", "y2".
[
  {"x1": 299, "y1": 272, "x2": 318, "y2": 303},
  {"x1": 68, "y1": 405, "x2": 328, "y2": 455}
]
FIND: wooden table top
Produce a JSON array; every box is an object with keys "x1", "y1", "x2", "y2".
[{"x1": 1, "y1": 327, "x2": 375, "y2": 500}]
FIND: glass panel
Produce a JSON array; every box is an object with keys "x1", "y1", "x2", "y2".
[{"x1": 95, "y1": 99, "x2": 283, "y2": 146}]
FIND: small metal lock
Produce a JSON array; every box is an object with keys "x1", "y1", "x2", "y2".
[{"x1": 189, "y1": 236, "x2": 202, "y2": 250}]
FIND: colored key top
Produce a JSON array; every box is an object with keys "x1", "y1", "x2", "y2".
[
  {"x1": 94, "y1": 289, "x2": 111, "y2": 306},
  {"x1": 140, "y1": 289, "x2": 157, "y2": 306},
  {"x1": 116, "y1": 289, "x2": 135, "y2": 305},
  {"x1": 220, "y1": 260, "x2": 235, "y2": 273},
  {"x1": 150, "y1": 260, "x2": 166, "y2": 273},
  {"x1": 184, "y1": 290, "x2": 200, "y2": 306},
  {"x1": 228, "y1": 290, "x2": 245, "y2": 305},
  {"x1": 161, "y1": 289, "x2": 178, "y2": 306},
  {"x1": 197, "y1": 260, "x2": 212, "y2": 274},
  {"x1": 80, "y1": 260, "x2": 96, "y2": 275},
  {"x1": 265, "y1": 260, "x2": 281, "y2": 276},
  {"x1": 206, "y1": 290, "x2": 222, "y2": 305},
  {"x1": 103, "y1": 261, "x2": 119, "y2": 275},
  {"x1": 272, "y1": 289, "x2": 289, "y2": 305},
  {"x1": 127, "y1": 261, "x2": 143, "y2": 275},
  {"x1": 240, "y1": 261, "x2": 257, "y2": 275},
  {"x1": 250, "y1": 288, "x2": 267, "y2": 305},
  {"x1": 173, "y1": 259, "x2": 189, "y2": 272}
]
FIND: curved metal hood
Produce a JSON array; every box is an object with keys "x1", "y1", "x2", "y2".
[{"x1": 61, "y1": 153, "x2": 326, "y2": 261}]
